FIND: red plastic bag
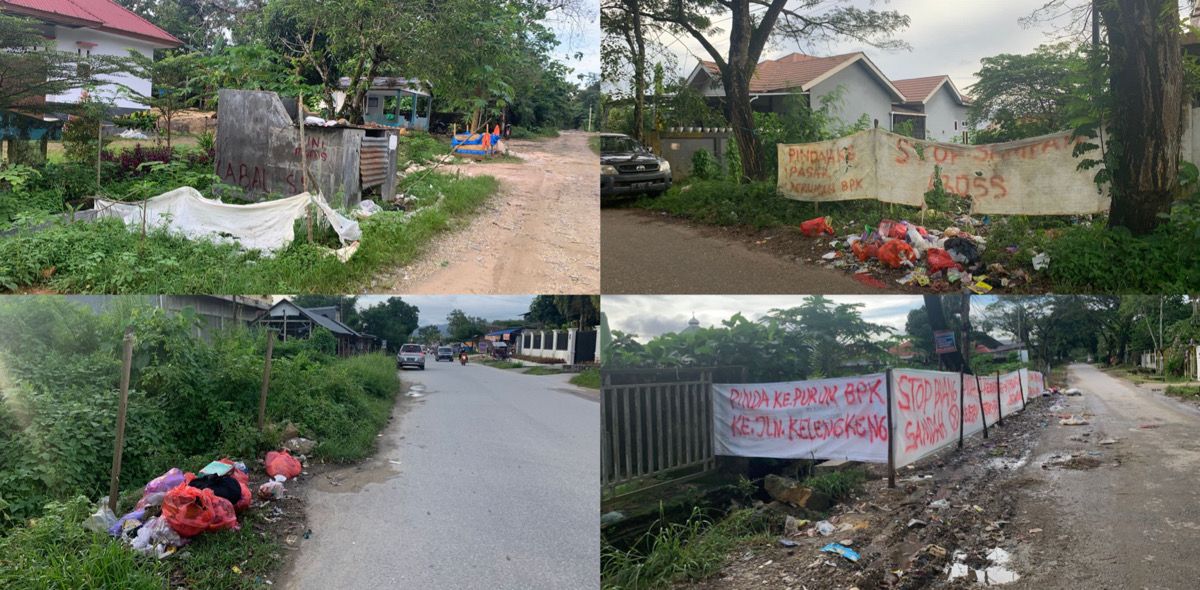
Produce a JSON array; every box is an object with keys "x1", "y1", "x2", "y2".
[
  {"x1": 926, "y1": 248, "x2": 961, "y2": 274},
  {"x1": 800, "y1": 216, "x2": 835, "y2": 237},
  {"x1": 265, "y1": 450, "x2": 302, "y2": 481},
  {"x1": 851, "y1": 241, "x2": 879, "y2": 262},
  {"x1": 878, "y1": 239, "x2": 916, "y2": 269},
  {"x1": 162, "y1": 475, "x2": 239, "y2": 537},
  {"x1": 888, "y1": 222, "x2": 909, "y2": 241},
  {"x1": 218, "y1": 459, "x2": 252, "y2": 511}
]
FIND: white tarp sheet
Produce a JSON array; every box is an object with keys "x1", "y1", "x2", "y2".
[
  {"x1": 712, "y1": 374, "x2": 889, "y2": 463},
  {"x1": 777, "y1": 128, "x2": 1110, "y2": 215},
  {"x1": 94, "y1": 187, "x2": 361, "y2": 254}
]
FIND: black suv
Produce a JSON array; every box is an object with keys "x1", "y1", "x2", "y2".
[{"x1": 600, "y1": 133, "x2": 672, "y2": 198}]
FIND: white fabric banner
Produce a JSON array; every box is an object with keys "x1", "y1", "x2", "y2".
[
  {"x1": 777, "y1": 128, "x2": 1110, "y2": 215},
  {"x1": 95, "y1": 187, "x2": 361, "y2": 254},
  {"x1": 712, "y1": 374, "x2": 888, "y2": 463},
  {"x1": 890, "y1": 369, "x2": 964, "y2": 468}
]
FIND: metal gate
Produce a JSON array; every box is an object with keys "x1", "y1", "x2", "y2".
[
  {"x1": 601, "y1": 367, "x2": 741, "y2": 499},
  {"x1": 574, "y1": 330, "x2": 597, "y2": 364}
]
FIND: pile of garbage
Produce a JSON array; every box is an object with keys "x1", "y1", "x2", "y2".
[
  {"x1": 82, "y1": 448, "x2": 305, "y2": 559},
  {"x1": 800, "y1": 215, "x2": 1041, "y2": 292}
]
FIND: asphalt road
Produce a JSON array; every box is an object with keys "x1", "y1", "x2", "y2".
[
  {"x1": 281, "y1": 361, "x2": 599, "y2": 590},
  {"x1": 601, "y1": 208, "x2": 869, "y2": 294},
  {"x1": 1009, "y1": 363, "x2": 1200, "y2": 589}
]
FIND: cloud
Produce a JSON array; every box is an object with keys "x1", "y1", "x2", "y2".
[{"x1": 603, "y1": 295, "x2": 924, "y2": 342}]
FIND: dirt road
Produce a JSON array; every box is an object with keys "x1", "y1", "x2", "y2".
[
  {"x1": 1006, "y1": 363, "x2": 1200, "y2": 589},
  {"x1": 281, "y1": 363, "x2": 599, "y2": 589},
  {"x1": 601, "y1": 208, "x2": 879, "y2": 294},
  {"x1": 377, "y1": 131, "x2": 599, "y2": 294}
]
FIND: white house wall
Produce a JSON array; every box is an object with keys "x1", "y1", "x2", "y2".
[
  {"x1": 923, "y1": 85, "x2": 970, "y2": 142},
  {"x1": 809, "y1": 61, "x2": 895, "y2": 132},
  {"x1": 46, "y1": 26, "x2": 157, "y2": 111}
]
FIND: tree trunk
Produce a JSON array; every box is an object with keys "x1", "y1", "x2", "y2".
[
  {"x1": 1100, "y1": 0, "x2": 1184, "y2": 235},
  {"x1": 726, "y1": 82, "x2": 763, "y2": 180},
  {"x1": 624, "y1": 0, "x2": 646, "y2": 141}
]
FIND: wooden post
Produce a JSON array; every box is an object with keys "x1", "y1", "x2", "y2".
[
  {"x1": 957, "y1": 371, "x2": 965, "y2": 449},
  {"x1": 96, "y1": 121, "x2": 102, "y2": 194},
  {"x1": 300, "y1": 95, "x2": 313, "y2": 244},
  {"x1": 107, "y1": 326, "x2": 135, "y2": 513},
  {"x1": 995, "y1": 372, "x2": 1004, "y2": 426},
  {"x1": 976, "y1": 372, "x2": 988, "y2": 439},
  {"x1": 257, "y1": 330, "x2": 276, "y2": 431},
  {"x1": 885, "y1": 368, "x2": 895, "y2": 489}
]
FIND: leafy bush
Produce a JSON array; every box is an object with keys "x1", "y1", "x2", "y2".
[
  {"x1": 101, "y1": 144, "x2": 175, "y2": 177},
  {"x1": 690, "y1": 149, "x2": 721, "y2": 180},
  {"x1": 0, "y1": 298, "x2": 400, "y2": 528},
  {"x1": 0, "y1": 496, "x2": 165, "y2": 589},
  {"x1": 398, "y1": 132, "x2": 449, "y2": 164}
]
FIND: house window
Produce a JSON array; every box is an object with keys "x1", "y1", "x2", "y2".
[{"x1": 954, "y1": 121, "x2": 959, "y2": 130}]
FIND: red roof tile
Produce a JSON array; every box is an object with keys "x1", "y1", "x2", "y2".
[
  {"x1": 893, "y1": 75, "x2": 971, "y2": 105},
  {"x1": 699, "y1": 52, "x2": 903, "y2": 100},
  {"x1": 1, "y1": 0, "x2": 181, "y2": 46}
]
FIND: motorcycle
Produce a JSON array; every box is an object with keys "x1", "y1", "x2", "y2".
[{"x1": 459, "y1": 352, "x2": 468, "y2": 366}]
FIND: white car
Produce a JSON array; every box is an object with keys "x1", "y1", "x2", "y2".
[{"x1": 396, "y1": 343, "x2": 426, "y2": 370}]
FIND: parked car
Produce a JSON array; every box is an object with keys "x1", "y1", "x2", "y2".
[
  {"x1": 435, "y1": 346, "x2": 454, "y2": 362},
  {"x1": 600, "y1": 132, "x2": 671, "y2": 198},
  {"x1": 397, "y1": 343, "x2": 426, "y2": 370}
]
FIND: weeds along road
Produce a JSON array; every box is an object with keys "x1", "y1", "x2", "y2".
[
  {"x1": 1008, "y1": 363, "x2": 1200, "y2": 589},
  {"x1": 280, "y1": 361, "x2": 599, "y2": 590},
  {"x1": 378, "y1": 130, "x2": 600, "y2": 294},
  {"x1": 601, "y1": 208, "x2": 875, "y2": 294}
]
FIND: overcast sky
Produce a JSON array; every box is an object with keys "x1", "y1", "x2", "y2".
[
  {"x1": 602, "y1": 295, "x2": 1001, "y2": 343},
  {"x1": 548, "y1": 3, "x2": 601, "y2": 84},
  {"x1": 647, "y1": 1, "x2": 1194, "y2": 92},
  {"x1": 355, "y1": 295, "x2": 534, "y2": 326}
]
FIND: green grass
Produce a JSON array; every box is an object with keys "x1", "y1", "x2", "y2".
[
  {"x1": 588, "y1": 135, "x2": 601, "y2": 155},
  {"x1": 570, "y1": 367, "x2": 600, "y2": 389},
  {"x1": 481, "y1": 359, "x2": 524, "y2": 369},
  {"x1": 508, "y1": 126, "x2": 560, "y2": 140},
  {"x1": 523, "y1": 366, "x2": 562, "y2": 376},
  {"x1": 803, "y1": 468, "x2": 866, "y2": 503},
  {"x1": 1165, "y1": 384, "x2": 1200, "y2": 398},
  {"x1": 601, "y1": 507, "x2": 771, "y2": 590},
  {"x1": 0, "y1": 172, "x2": 499, "y2": 293},
  {"x1": 477, "y1": 153, "x2": 524, "y2": 164}
]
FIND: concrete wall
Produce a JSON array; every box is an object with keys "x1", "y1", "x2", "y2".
[
  {"x1": 652, "y1": 132, "x2": 731, "y2": 181},
  {"x1": 1184, "y1": 106, "x2": 1200, "y2": 166},
  {"x1": 810, "y1": 61, "x2": 895, "y2": 132},
  {"x1": 47, "y1": 27, "x2": 156, "y2": 110},
  {"x1": 214, "y1": 89, "x2": 365, "y2": 206},
  {"x1": 519, "y1": 328, "x2": 578, "y2": 363},
  {"x1": 924, "y1": 85, "x2": 970, "y2": 143}
]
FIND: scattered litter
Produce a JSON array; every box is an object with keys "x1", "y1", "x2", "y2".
[
  {"x1": 815, "y1": 520, "x2": 835, "y2": 536},
  {"x1": 784, "y1": 515, "x2": 809, "y2": 536},
  {"x1": 800, "y1": 216, "x2": 835, "y2": 237},
  {"x1": 778, "y1": 538, "x2": 800, "y2": 548},
  {"x1": 907, "y1": 519, "x2": 927, "y2": 529},
  {"x1": 1099, "y1": 438, "x2": 1118, "y2": 445},
  {"x1": 822, "y1": 251, "x2": 839, "y2": 260},
  {"x1": 1059, "y1": 416, "x2": 1089, "y2": 426},
  {"x1": 1139, "y1": 424, "x2": 1161, "y2": 429},
  {"x1": 283, "y1": 437, "x2": 317, "y2": 454},
  {"x1": 258, "y1": 480, "x2": 286, "y2": 500},
  {"x1": 82, "y1": 500, "x2": 117, "y2": 534},
  {"x1": 929, "y1": 499, "x2": 950, "y2": 510},
  {"x1": 968, "y1": 279, "x2": 993, "y2": 295},
  {"x1": 118, "y1": 129, "x2": 150, "y2": 140},
  {"x1": 1032, "y1": 252, "x2": 1050, "y2": 271},
  {"x1": 1064, "y1": 388, "x2": 1082, "y2": 396},
  {"x1": 986, "y1": 548, "x2": 1011, "y2": 564},
  {"x1": 1028, "y1": 528, "x2": 1043, "y2": 534},
  {"x1": 265, "y1": 449, "x2": 302, "y2": 481},
  {"x1": 820, "y1": 543, "x2": 860, "y2": 562}
]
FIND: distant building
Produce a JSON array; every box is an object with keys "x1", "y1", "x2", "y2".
[
  {"x1": 685, "y1": 52, "x2": 972, "y2": 141},
  {"x1": 0, "y1": 0, "x2": 182, "y2": 115},
  {"x1": 69, "y1": 295, "x2": 270, "y2": 338},
  {"x1": 254, "y1": 299, "x2": 379, "y2": 356},
  {"x1": 681, "y1": 315, "x2": 701, "y2": 333}
]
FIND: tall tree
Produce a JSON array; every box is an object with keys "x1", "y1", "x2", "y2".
[
  {"x1": 1097, "y1": 0, "x2": 1185, "y2": 234},
  {"x1": 446, "y1": 309, "x2": 488, "y2": 342},
  {"x1": 637, "y1": 1, "x2": 909, "y2": 180},
  {"x1": 968, "y1": 43, "x2": 1087, "y2": 142},
  {"x1": 358, "y1": 297, "x2": 420, "y2": 352},
  {"x1": 602, "y1": 0, "x2": 648, "y2": 139}
]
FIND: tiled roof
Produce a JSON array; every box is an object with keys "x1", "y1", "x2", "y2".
[
  {"x1": 893, "y1": 75, "x2": 971, "y2": 106},
  {"x1": 699, "y1": 52, "x2": 869, "y2": 93},
  {"x1": 1, "y1": 0, "x2": 181, "y2": 46}
]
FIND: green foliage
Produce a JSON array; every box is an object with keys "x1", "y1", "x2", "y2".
[
  {"x1": 969, "y1": 43, "x2": 1087, "y2": 143},
  {"x1": 0, "y1": 496, "x2": 165, "y2": 589},
  {"x1": 601, "y1": 507, "x2": 770, "y2": 590},
  {"x1": 569, "y1": 368, "x2": 600, "y2": 389},
  {"x1": 61, "y1": 95, "x2": 112, "y2": 168},
  {"x1": 689, "y1": 149, "x2": 720, "y2": 181},
  {"x1": 0, "y1": 298, "x2": 399, "y2": 529},
  {"x1": 358, "y1": 297, "x2": 420, "y2": 353},
  {"x1": 804, "y1": 468, "x2": 866, "y2": 503},
  {"x1": 397, "y1": 133, "x2": 449, "y2": 164},
  {"x1": 0, "y1": 172, "x2": 498, "y2": 292},
  {"x1": 607, "y1": 297, "x2": 890, "y2": 382},
  {"x1": 112, "y1": 111, "x2": 158, "y2": 134}
]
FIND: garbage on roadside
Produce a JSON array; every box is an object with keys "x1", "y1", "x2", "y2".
[
  {"x1": 801, "y1": 216, "x2": 836, "y2": 237},
  {"x1": 265, "y1": 449, "x2": 303, "y2": 481},
  {"x1": 820, "y1": 542, "x2": 861, "y2": 562},
  {"x1": 945, "y1": 547, "x2": 1021, "y2": 585},
  {"x1": 815, "y1": 520, "x2": 836, "y2": 536},
  {"x1": 163, "y1": 483, "x2": 239, "y2": 537},
  {"x1": 82, "y1": 500, "x2": 118, "y2": 535},
  {"x1": 1064, "y1": 388, "x2": 1082, "y2": 396},
  {"x1": 258, "y1": 479, "x2": 287, "y2": 500},
  {"x1": 778, "y1": 538, "x2": 800, "y2": 548},
  {"x1": 1059, "y1": 416, "x2": 1089, "y2": 426}
]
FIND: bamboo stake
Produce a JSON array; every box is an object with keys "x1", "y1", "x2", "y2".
[
  {"x1": 107, "y1": 326, "x2": 135, "y2": 513},
  {"x1": 300, "y1": 95, "x2": 312, "y2": 244},
  {"x1": 257, "y1": 330, "x2": 276, "y2": 431}
]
